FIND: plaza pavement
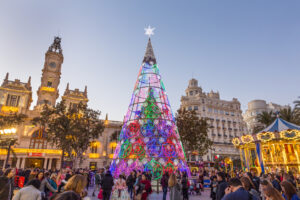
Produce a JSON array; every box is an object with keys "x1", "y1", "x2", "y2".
[{"x1": 87, "y1": 188, "x2": 211, "y2": 200}]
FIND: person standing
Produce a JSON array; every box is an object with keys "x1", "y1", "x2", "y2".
[
  {"x1": 281, "y1": 181, "x2": 300, "y2": 200},
  {"x1": 101, "y1": 170, "x2": 114, "y2": 200},
  {"x1": 264, "y1": 185, "x2": 284, "y2": 200},
  {"x1": 240, "y1": 177, "x2": 260, "y2": 200},
  {"x1": 221, "y1": 178, "x2": 255, "y2": 200},
  {"x1": 160, "y1": 172, "x2": 169, "y2": 200},
  {"x1": 126, "y1": 171, "x2": 136, "y2": 199},
  {"x1": 211, "y1": 176, "x2": 218, "y2": 200},
  {"x1": 136, "y1": 174, "x2": 152, "y2": 200},
  {"x1": 0, "y1": 168, "x2": 16, "y2": 200},
  {"x1": 93, "y1": 169, "x2": 102, "y2": 197},
  {"x1": 63, "y1": 174, "x2": 89, "y2": 200},
  {"x1": 168, "y1": 173, "x2": 181, "y2": 200},
  {"x1": 39, "y1": 172, "x2": 57, "y2": 199},
  {"x1": 12, "y1": 179, "x2": 42, "y2": 200},
  {"x1": 181, "y1": 172, "x2": 189, "y2": 200},
  {"x1": 216, "y1": 172, "x2": 228, "y2": 200},
  {"x1": 49, "y1": 173, "x2": 58, "y2": 198},
  {"x1": 111, "y1": 174, "x2": 130, "y2": 200}
]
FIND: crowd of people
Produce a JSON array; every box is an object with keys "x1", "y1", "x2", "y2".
[
  {"x1": 210, "y1": 170, "x2": 300, "y2": 200},
  {"x1": 0, "y1": 166, "x2": 299, "y2": 200}
]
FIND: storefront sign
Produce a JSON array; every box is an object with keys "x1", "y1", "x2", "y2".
[{"x1": 28, "y1": 152, "x2": 45, "y2": 157}]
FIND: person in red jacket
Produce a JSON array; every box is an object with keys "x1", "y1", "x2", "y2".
[{"x1": 137, "y1": 174, "x2": 152, "y2": 200}]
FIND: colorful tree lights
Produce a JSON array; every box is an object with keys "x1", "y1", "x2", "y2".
[{"x1": 110, "y1": 38, "x2": 189, "y2": 179}]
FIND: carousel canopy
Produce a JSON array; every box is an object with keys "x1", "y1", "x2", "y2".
[{"x1": 260, "y1": 117, "x2": 300, "y2": 133}]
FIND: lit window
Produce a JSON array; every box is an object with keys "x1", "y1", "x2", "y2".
[{"x1": 91, "y1": 146, "x2": 98, "y2": 153}]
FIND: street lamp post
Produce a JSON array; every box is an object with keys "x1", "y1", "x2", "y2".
[{"x1": 0, "y1": 128, "x2": 17, "y2": 168}]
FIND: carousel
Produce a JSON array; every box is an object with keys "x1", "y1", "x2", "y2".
[{"x1": 232, "y1": 117, "x2": 300, "y2": 174}]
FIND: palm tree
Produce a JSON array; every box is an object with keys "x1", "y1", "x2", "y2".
[
  {"x1": 279, "y1": 107, "x2": 295, "y2": 123},
  {"x1": 252, "y1": 125, "x2": 265, "y2": 134},
  {"x1": 256, "y1": 111, "x2": 276, "y2": 127},
  {"x1": 294, "y1": 97, "x2": 300, "y2": 108},
  {"x1": 293, "y1": 97, "x2": 300, "y2": 124}
]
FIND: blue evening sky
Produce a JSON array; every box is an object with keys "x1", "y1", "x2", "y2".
[{"x1": 0, "y1": 1, "x2": 299, "y2": 121}]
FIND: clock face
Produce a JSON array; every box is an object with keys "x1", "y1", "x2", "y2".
[{"x1": 49, "y1": 62, "x2": 56, "y2": 69}]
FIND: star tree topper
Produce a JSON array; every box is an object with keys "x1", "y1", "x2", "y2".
[{"x1": 144, "y1": 25, "x2": 155, "y2": 38}]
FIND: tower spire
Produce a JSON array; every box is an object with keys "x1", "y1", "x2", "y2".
[
  {"x1": 48, "y1": 36, "x2": 62, "y2": 54},
  {"x1": 4, "y1": 72, "x2": 9, "y2": 81},
  {"x1": 84, "y1": 86, "x2": 87, "y2": 97},
  {"x1": 143, "y1": 38, "x2": 156, "y2": 64}
]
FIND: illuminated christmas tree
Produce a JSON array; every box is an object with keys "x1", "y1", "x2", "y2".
[{"x1": 110, "y1": 27, "x2": 189, "y2": 179}]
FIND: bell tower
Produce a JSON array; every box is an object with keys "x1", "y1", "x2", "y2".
[{"x1": 36, "y1": 37, "x2": 63, "y2": 108}]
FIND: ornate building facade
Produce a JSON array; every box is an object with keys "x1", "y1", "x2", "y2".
[
  {"x1": 243, "y1": 100, "x2": 289, "y2": 133},
  {"x1": 0, "y1": 37, "x2": 122, "y2": 170},
  {"x1": 180, "y1": 79, "x2": 247, "y2": 162}
]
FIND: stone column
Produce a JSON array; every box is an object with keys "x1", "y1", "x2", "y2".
[
  {"x1": 2, "y1": 158, "x2": 6, "y2": 169},
  {"x1": 16, "y1": 157, "x2": 20, "y2": 168},
  {"x1": 56, "y1": 158, "x2": 61, "y2": 170},
  {"x1": 21, "y1": 157, "x2": 26, "y2": 169},
  {"x1": 48, "y1": 158, "x2": 52, "y2": 170},
  {"x1": 44, "y1": 158, "x2": 48, "y2": 169}
]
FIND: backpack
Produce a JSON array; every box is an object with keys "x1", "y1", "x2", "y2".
[{"x1": 248, "y1": 191, "x2": 253, "y2": 200}]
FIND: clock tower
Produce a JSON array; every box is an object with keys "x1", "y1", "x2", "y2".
[{"x1": 36, "y1": 37, "x2": 64, "y2": 108}]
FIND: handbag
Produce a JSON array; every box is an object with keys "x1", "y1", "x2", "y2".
[{"x1": 98, "y1": 189, "x2": 103, "y2": 199}]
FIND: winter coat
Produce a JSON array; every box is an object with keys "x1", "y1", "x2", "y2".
[
  {"x1": 272, "y1": 179, "x2": 281, "y2": 192},
  {"x1": 126, "y1": 174, "x2": 135, "y2": 187},
  {"x1": 283, "y1": 194, "x2": 300, "y2": 200},
  {"x1": 160, "y1": 174, "x2": 169, "y2": 188},
  {"x1": 39, "y1": 178, "x2": 56, "y2": 193},
  {"x1": 95, "y1": 173, "x2": 101, "y2": 185},
  {"x1": 169, "y1": 183, "x2": 182, "y2": 200},
  {"x1": 0, "y1": 177, "x2": 14, "y2": 200},
  {"x1": 249, "y1": 188, "x2": 260, "y2": 200},
  {"x1": 216, "y1": 180, "x2": 228, "y2": 200},
  {"x1": 222, "y1": 187, "x2": 258, "y2": 200},
  {"x1": 12, "y1": 185, "x2": 42, "y2": 200},
  {"x1": 101, "y1": 173, "x2": 114, "y2": 191}
]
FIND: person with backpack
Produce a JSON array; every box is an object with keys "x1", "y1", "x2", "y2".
[{"x1": 160, "y1": 172, "x2": 169, "y2": 200}]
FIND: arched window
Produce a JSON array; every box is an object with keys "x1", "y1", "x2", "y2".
[{"x1": 29, "y1": 128, "x2": 47, "y2": 149}]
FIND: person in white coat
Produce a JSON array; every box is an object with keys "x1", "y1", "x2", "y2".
[{"x1": 12, "y1": 179, "x2": 42, "y2": 200}]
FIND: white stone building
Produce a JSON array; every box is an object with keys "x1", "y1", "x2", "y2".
[
  {"x1": 243, "y1": 100, "x2": 289, "y2": 133},
  {"x1": 180, "y1": 79, "x2": 247, "y2": 162}
]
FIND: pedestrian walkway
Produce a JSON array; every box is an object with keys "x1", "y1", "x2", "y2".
[{"x1": 87, "y1": 188, "x2": 211, "y2": 200}]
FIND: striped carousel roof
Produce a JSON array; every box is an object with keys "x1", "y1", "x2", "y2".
[{"x1": 261, "y1": 117, "x2": 300, "y2": 132}]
